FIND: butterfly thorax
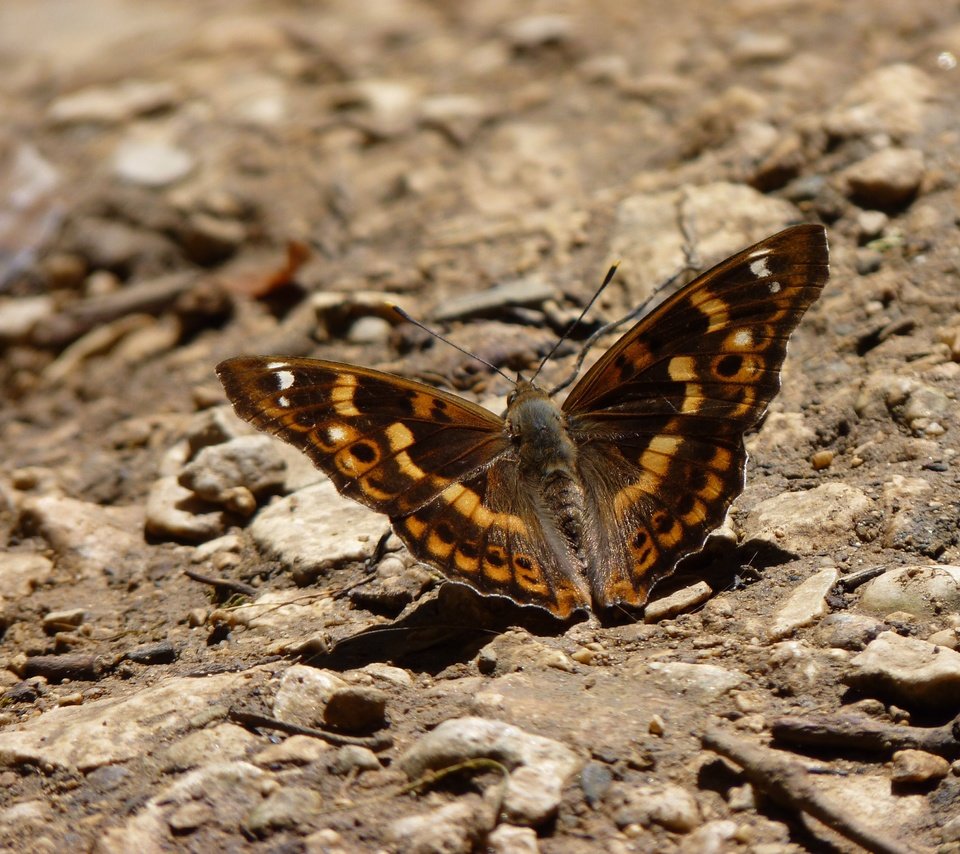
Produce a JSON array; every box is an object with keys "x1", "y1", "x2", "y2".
[{"x1": 505, "y1": 381, "x2": 589, "y2": 567}]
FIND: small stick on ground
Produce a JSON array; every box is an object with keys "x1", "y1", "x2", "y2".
[
  {"x1": 229, "y1": 708, "x2": 393, "y2": 751},
  {"x1": 23, "y1": 654, "x2": 103, "y2": 682},
  {"x1": 184, "y1": 569, "x2": 258, "y2": 599},
  {"x1": 701, "y1": 727, "x2": 925, "y2": 854},
  {"x1": 771, "y1": 712, "x2": 960, "y2": 760},
  {"x1": 837, "y1": 565, "x2": 887, "y2": 592}
]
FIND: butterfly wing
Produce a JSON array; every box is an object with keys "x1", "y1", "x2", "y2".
[
  {"x1": 217, "y1": 356, "x2": 592, "y2": 616},
  {"x1": 562, "y1": 224, "x2": 829, "y2": 610},
  {"x1": 217, "y1": 356, "x2": 509, "y2": 517},
  {"x1": 390, "y1": 460, "x2": 592, "y2": 617}
]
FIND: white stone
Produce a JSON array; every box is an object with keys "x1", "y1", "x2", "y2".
[
  {"x1": 0, "y1": 296, "x2": 54, "y2": 342},
  {"x1": 679, "y1": 819, "x2": 739, "y2": 853},
  {"x1": 824, "y1": 63, "x2": 936, "y2": 138},
  {"x1": 858, "y1": 566, "x2": 960, "y2": 618},
  {"x1": 644, "y1": 662, "x2": 749, "y2": 698},
  {"x1": 179, "y1": 435, "x2": 287, "y2": 505},
  {"x1": 254, "y1": 735, "x2": 330, "y2": 767},
  {"x1": 768, "y1": 568, "x2": 839, "y2": 639},
  {"x1": 386, "y1": 795, "x2": 496, "y2": 853},
  {"x1": 739, "y1": 483, "x2": 874, "y2": 555},
  {"x1": 18, "y1": 493, "x2": 146, "y2": 575},
  {"x1": 48, "y1": 80, "x2": 179, "y2": 124},
  {"x1": 0, "y1": 671, "x2": 265, "y2": 770},
  {"x1": 249, "y1": 480, "x2": 390, "y2": 575},
  {"x1": 113, "y1": 138, "x2": 194, "y2": 187},
  {"x1": 847, "y1": 631, "x2": 960, "y2": 709},
  {"x1": 398, "y1": 716, "x2": 581, "y2": 827},
  {"x1": 488, "y1": 823, "x2": 540, "y2": 853},
  {"x1": 0, "y1": 552, "x2": 53, "y2": 599},
  {"x1": 273, "y1": 665, "x2": 348, "y2": 729},
  {"x1": 145, "y1": 475, "x2": 226, "y2": 542},
  {"x1": 644, "y1": 581, "x2": 713, "y2": 624}
]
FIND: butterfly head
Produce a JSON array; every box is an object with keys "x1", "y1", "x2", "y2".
[
  {"x1": 505, "y1": 378, "x2": 547, "y2": 410},
  {"x1": 504, "y1": 380, "x2": 576, "y2": 467}
]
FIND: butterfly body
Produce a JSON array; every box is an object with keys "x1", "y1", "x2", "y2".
[
  {"x1": 218, "y1": 224, "x2": 829, "y2": 618},
  {"x1": 503, "y1": 381, "x2": 593, "y2": 599}
]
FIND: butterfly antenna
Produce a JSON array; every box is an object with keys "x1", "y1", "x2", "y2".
[
  {"x1": 392, "y1": 306, "x2": 513, "y2": 384},
  {"x1": 548, "y1": 260, "x2": 697, "y2": 397},
  {"x1": 529, "y1": 262, "x2": 620, "y2": 385}
]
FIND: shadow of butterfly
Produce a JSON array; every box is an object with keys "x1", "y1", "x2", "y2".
[{"x1": 218, "y1": 224, "x2": 828, "y2": 619}]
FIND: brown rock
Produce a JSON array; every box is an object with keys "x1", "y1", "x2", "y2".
[
  {"x1": 890, "y1": 749, "x2": 950, "y2": 784},
  {"x1": 843, "y1": 148, "x2": 925, "y2": 210}
]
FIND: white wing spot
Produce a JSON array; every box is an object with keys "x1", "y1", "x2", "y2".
[
  {"x1": 327, "y1": 425, "x2": 348, "y2": 444},
  {"x1": 768, "y1": 280, "x2": 782, "y2": 294},
  {"x1": 276, "y1": 370, "x2": 295, "y2": 390},
  {"x1": 749, "y1": 256, "x2": 771, "y2": 278},
  {"x1": 277, "y1": 395, "x2": 290, "y2": 408},
  {"x1": 733, "y1": 329, "x2": 752, "y2": 349},
  {"x1": 266, "y1": 361, "x2": 288, "y2": 370}
]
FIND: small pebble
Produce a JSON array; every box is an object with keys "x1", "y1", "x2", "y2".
[
  {"x1": 811, "y1": 450, "x2": 834, "y2": 470},
  {"x1": 571, "y1": 647, "x2": 595, "y2": 665},
  {"x1": 323, "y1": 686, "x2": 388, "y2": 733},
  {"x1": 843, "y1": 148, "x2": 925, "y2": 210},
  {"x1": 42, "y1": 609, "x2": 86, "y2": 635},
  {"x1": 113, "y1": 139, "x2": 195, "y2": 187},
  {"x1": 504, "y1": 14, "x2": 574, "y2": 50},
  {"x1": 891, "y1": 749, "x2": 950, "y2": 783},
  {"x1": 347, "y1": 316, "x2": 392, "y2": 344},
  {"x1": 328, "y1": 745, "x2": 381, "y2": 775}
]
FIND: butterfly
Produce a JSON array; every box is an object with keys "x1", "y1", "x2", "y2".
[{"x1": 217, "y1": 224, "x2": 828, "y2": 619}]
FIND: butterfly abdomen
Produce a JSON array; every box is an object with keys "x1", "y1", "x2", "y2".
[{"x1": 505, "y1": 383, "x2": 592, "y2": 575}]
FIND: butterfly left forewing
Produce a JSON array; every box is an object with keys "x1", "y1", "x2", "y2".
[
  {"x1": 217, "y1": 356, "x2": 510, "y2": 517},
  {"x1": 563, "y1": 224, "x2": 829, "y2": 610}
]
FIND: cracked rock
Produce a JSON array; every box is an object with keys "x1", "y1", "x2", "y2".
[
  {"x1": 386, "y1": 794, "x2": 497, "y2": 854},
  {"x1": 179, "y1": 434, "x2": 286, "y2": 511},
  {"x1": 739, "y1": 483, "x2": 874, "y2": 555}
]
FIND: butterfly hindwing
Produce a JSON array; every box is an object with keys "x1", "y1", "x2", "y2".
[
  {"x1": 390, "y1": 461, "x2": 591, "y2": 617},
  {"x1": 563, "y1": 224, "x2": 829, "y2": 609}
]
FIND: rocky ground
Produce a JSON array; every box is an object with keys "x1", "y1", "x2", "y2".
[{"x1": 2, "y1": 1, "x2": 960, "y2": 852}]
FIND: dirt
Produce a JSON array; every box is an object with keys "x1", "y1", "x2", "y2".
[{"x1": 1, "y1": 1, "x2": 960, "y2": 852}]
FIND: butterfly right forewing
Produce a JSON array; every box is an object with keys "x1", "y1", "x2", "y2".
[{"x1": 563, "y1": 225, "x2": 829, "y2": 610}]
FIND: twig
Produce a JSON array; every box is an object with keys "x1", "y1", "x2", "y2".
[
  {"x1": 702, "y1": 727, "x2": 925, "y2": 854},
  {"x1": 399, "y1": 758, "x2": 509, "y2": 799},
  {"x1": 32, "y1": 272, "x2": 196, "y2": 348},
  {"x1": 771, "y1": 713, "x2": 960, "y2": 760},
  {"x1": 228, "y1": 708, "x2": 393, "y2": 751},
  {"x1": 837, "y1": 565, "x2": 887, "y2": 592},
  {"x1": 184, "y1": 569, "x2": 258, "y2": 598},
  {"x1": 22, "y1": 654, "x2": 103, "y2": 682}
]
